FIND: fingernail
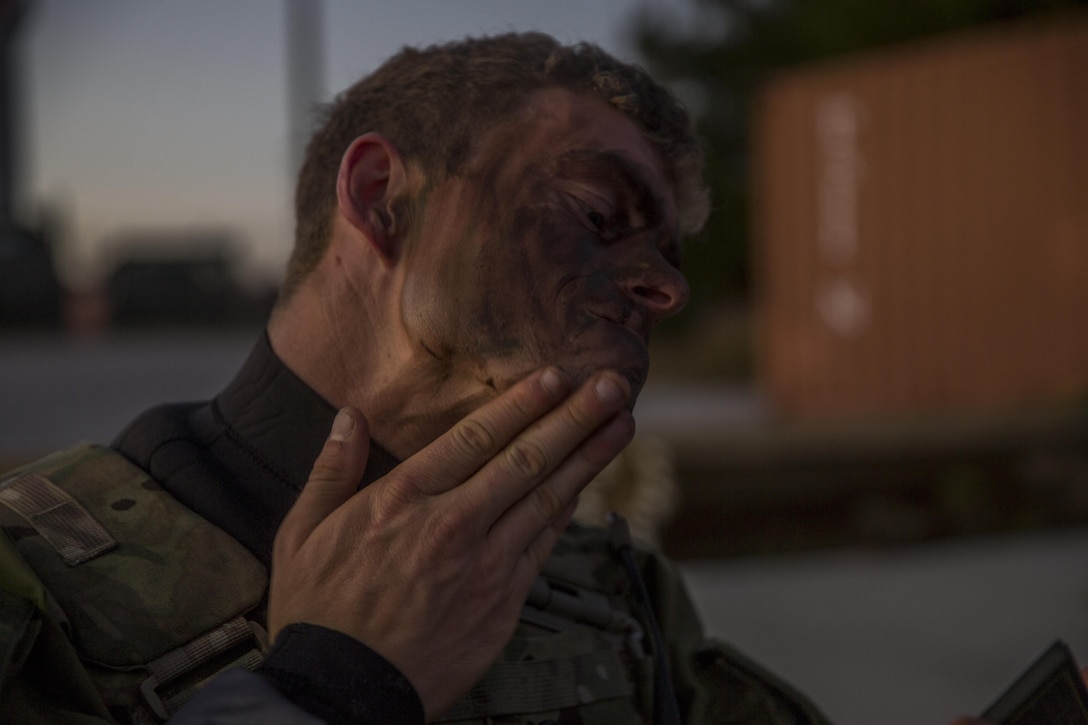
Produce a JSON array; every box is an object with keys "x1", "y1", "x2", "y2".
[
  {"x1": 330, "y1": 408, "x2": 355, "y2": 441},
  {"x1": 594, "y1": 375, "x2": 624, "y2": 405},
  {"x1": 540, "y1": 368, "x2": 564, "y2": 397}
]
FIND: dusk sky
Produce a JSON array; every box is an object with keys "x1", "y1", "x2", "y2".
[{"x1": 21, "y1": 0, "x2": 708, "y2": 287}]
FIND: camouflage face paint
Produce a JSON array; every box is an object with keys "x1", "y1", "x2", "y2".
[{"x1": 396, "y1": 89, "x2": 687, "y2": 402}]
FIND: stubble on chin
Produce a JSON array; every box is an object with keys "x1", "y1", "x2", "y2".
[{"x1": 547, "y1": 360, "x2": 648, "y2": 412}]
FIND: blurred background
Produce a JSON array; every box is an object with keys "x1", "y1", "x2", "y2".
[{"x1": 2, "y1": 1, "x2": 1088, "y2": 722}]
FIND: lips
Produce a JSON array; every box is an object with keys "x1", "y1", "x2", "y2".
[{"x1": 588, "y1": 302, "x2": 651, "y2": 346}]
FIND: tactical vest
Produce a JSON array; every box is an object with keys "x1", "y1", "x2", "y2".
[
  {"x1": 0, "y1": 445, "x2": 268, "y2": 724},
  {"x1": 0, "y1": 445, "x2": 664, "y2": 724},
  {"x1": 0, "y1": 445, "x2": 832, "y2": 725},
  {"x1": 437, "y1": 520, "x2": 663, "y2": 723}
]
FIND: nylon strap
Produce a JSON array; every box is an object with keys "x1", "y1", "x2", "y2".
[
  {"x1": 0, "y1": 473, "x2": 116, "y2": 566},
  {"x1": 161, "y1": 649, "x2": 264, "y2": 715},
  {"x1": 140, "y1": 617, "x2": 266, "y2": 720},
  {"x1": 146, "y1": 616, "x2": 256, "y2": 684}
]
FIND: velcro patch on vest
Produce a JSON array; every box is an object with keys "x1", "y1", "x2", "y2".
[{"x1": 0, "y1": 472, "x2": 117, "y2": 566}]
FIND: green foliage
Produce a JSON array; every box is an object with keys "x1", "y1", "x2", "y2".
[{"x1": 631, "y1": 0, "x2": 1088, "y2": 317}]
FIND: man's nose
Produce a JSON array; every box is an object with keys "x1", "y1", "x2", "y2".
[{"x1": 618, "y1": 254, "x2": 690, "y2": 323}]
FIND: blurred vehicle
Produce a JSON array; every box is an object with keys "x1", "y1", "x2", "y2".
[
  {"x1": 0, "y1": 224, "x2": 61, "y2": 327},
  {"x1": 105, "y1": 230, "x2": 275, "y2": 328}
]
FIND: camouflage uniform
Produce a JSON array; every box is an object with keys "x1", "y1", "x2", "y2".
[
  {"x1": 0, "y1": 335, "x2": 831, "y2": 724},
  {"x1": 435, "y1": 522, "x2": 831, "y2": 724}
]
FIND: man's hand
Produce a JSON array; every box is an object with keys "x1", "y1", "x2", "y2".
[{"x1": 268, "y1": 367, "x2": 634, "y2": 720}]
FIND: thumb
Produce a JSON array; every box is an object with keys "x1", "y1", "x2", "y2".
[{"x1": 274, "y1": 407, "x2": 370, "y2": 554}]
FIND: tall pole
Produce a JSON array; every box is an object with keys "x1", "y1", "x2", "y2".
[
  {"x1": 286, "y1": 0, "x2": 325, "y2": 178},
  {"x1": 0, "y1": 0, "x2": 26, "y2": 227}
]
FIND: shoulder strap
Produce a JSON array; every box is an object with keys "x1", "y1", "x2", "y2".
[{"x1": 0, "y1": 444, "x2": 269, "y2": 722}]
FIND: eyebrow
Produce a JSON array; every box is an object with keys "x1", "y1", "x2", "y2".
[{"x1": 553, "y1": 149, "x2": 681, "y2": 266}]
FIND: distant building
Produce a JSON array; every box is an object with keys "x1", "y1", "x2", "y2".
[{"x1": 755, "y1": 15, "x2": 1088, "y2": 419}]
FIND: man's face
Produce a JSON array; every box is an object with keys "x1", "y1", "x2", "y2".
[{"x1": 398, "y1": 88, "x2": 690, "y2": 401}]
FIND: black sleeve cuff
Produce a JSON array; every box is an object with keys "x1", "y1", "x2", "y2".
[{"x1": 257, "y1": 623, "x2": 424, "y2": 725}]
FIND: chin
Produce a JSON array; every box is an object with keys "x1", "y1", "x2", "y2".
[
  {"x1": 559, "y1": 352, "x2": 650, "y2": 405},
  {"x1": 617, "y1": 365, "x2": 649, "y2": 405},
  {"x1": 594, "y1": 325, "x2": 651, "y2": 388},
  {"x1": 485, "y1": 335, "x2": 650, "y2": 403},
  {"x1": 603, "y1": 336, "x2": 651, "y2": 393}
]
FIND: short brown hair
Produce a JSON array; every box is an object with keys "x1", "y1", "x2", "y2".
[{"x1": 283, "y1": 32, "x2": 708, "y2": 298}]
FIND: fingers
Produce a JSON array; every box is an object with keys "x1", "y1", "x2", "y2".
[
  {"x1": 492, "y1": 408, "x2": 635, "y2": 556},
  {"x1": 453, "y1": 372, "x2": 632, "y2": 532},
  {"x1": 509, "y1": 496, "x2": 579, "y2": 593},
  {"x1": 401, "y1": 367, "x2": 569, "y2": 495},
  {"x1": 274, "y1": 407, "x2": 371, "y2": 556}
]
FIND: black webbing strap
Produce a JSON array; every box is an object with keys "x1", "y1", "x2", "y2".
[{"x1": 609, "y1": 512, "x2": 683, "y2": 725}]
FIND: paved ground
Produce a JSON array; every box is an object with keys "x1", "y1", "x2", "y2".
[
  {"x1": 3, "y1": 331, "x2": 1087, "y2": 724},
  {"x1": 681, "y1": 528, "x2": 1088, "y2": 725},
  {"x1": 0, "y1": 330, "x2": 258, "y2": 458}
]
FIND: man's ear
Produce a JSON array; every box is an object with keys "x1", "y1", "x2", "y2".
[{"x1": 336, "y1": 133, "x2": 409, "y2": 266}]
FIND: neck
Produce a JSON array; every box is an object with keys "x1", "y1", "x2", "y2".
[{"x1": 268, "y1": 282, "x2": 499, "y2": 461}]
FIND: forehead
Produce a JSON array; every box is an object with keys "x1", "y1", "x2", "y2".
[{"x1": 474, "y1": 88, "x2": 678, "y2": 217}]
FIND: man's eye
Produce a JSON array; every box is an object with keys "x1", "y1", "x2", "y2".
[
  {"x1": 575, "y1": 199, "x2": 608, "y2": 231},
  {"x1": 571, "y1": 197, "x2": 623, "y2": 241},
  {"x1": 585, "y1": 208, "x2": 606, "y2": 230}
]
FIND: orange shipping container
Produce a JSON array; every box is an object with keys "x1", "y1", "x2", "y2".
[{"x1": 754, "y1": 14, "x2": 1088, "y2": 419}]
